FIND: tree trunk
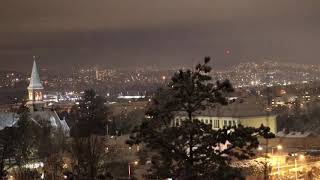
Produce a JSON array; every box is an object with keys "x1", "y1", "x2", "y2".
[
  {"x1": 186, "y1": 111, "x2": 194, "y2": 179},
  {"x1": 90, "y1": 164, "x2": 95, "y2": 180}
]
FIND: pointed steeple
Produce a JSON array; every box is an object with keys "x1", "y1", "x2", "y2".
[{"x1": 28, "y1": 57, "x2": 43, "y2": 90}]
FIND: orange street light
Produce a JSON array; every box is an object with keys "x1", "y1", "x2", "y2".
[
  {"x1": 277, "y1": 145, "x2": 283, "y2": 150},
  {"x1": 128, "y1": 161, "x2": 139, "y2": 179},
  {"x1": 299, "y1": 154, "x2": 305, "y2": 160}
]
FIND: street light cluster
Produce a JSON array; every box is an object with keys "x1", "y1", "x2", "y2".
[
  {"x1": 257, "y1": 144, "x2": 282, "y2": 153},
  {"x1": 290, "y1": 153, "x2": 305, "y2": 180},
  {"x1": 290, "y1": 153, "x2": 305, "y2": 160},
  {"x1": 257, "y1": 144, "x2": 309, "y2": 179}
]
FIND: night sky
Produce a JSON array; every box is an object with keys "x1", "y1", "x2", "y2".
[{"x1": 1, "y1": 0, "x2": 320, "y2": 71}]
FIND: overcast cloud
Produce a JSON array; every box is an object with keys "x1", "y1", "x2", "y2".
[{"x1": 1, "y1": 0, "x2": 320, "y2": 71}]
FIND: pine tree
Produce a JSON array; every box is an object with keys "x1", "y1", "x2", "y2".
[
  {"x1": 128, "y1": 57, "x2": 274, "y2": 179},
  {"x1": 70, "y1": 89, "x2": 109, "y2": 137}
]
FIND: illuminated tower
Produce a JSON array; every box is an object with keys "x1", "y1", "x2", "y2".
[{"x1": 26, "y1": 58, "x2": 45, "y2": 111}]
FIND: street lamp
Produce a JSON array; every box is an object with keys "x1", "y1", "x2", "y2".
[
  {"x1": 257, "y1": 146, "x2": 264, "y2": 156},
  {"x1": 294, "y1": 154, "x2": 298, "y2": 180},
  {"x1": 128, "y1": 161, "x2": 139, "y2": 179},
  {"x1": 291, "y1": 153, "x2": 304, "y2": 180},
  {"x1": 277, "y1": 145, "x2": 283, "y2": 150},
  {"x1": 277, "y1": 158, "x2": 280, "y2": 178},
  {"x1": 271, "y1": 144, "x2": 283, "y2": 155},
  {"x1": 299, "y1": 154, "x2": 305, "y2": 160},
  {"x1": 106, "y1": 119, "x2": 112, "y2": 137}
]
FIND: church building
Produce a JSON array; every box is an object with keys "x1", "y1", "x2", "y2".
[{"x1": 0, "y1": 59, "x2": 70, "y2": 135}]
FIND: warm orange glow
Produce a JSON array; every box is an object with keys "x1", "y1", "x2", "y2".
[
  {"x1": 277, "y1": 145, "x2": 283, "y2": 150},
  {"x1": 299, "y1": 154, "x2": 305, "y2": 160}
]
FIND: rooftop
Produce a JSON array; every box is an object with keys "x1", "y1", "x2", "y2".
[{"x1": 28, "y1": 60, "x2": 43, "y2": 90}]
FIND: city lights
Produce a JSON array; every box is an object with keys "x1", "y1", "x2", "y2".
[{"x1": 0, "y1": 1, "x2": 320, "y2": 179}]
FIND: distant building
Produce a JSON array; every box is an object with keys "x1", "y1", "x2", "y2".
[
  {"x1": 276, "y1": 131, "x2": 317, "y2": 138},
  {"x1": 272, "y1": 95, "x2": 297, "y2": 107},
  {"x1": 96, "y1": 68, "x2": 102, "y2": 81},
  {"x1": 174, "y1": 97, "x2": 277, "y2": 133},
  {"x1": 0, "y1": 60, "x2": 69, "y2": 134},
  {"x1": 262, "y1": 131, "x2": 320, "y2": 150}
]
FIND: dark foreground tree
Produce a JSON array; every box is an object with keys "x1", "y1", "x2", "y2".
[
  {"x1": 69, "y1": 89, "x2": 112, "y2": 180},
  {"x1": 128, "y1": 57, "x2": 274, "y2": 180},
  {"x1": 0, "y1": 127, "x2": 18, "y2": 177},
  {"x1": 34, "y1": 118, "x2": 68, "y2": 180},
  {"x1": 15, "y1": 105, "x2": 38, "y2": 168},
  {"x1": 70, "y1": 89, "x2": 110, "y2": 137},
  {"x1": 0, "y1": 105, "x2": 38, "y2": 178},
  {"x1": 112, "y1": 109, "x2": 145, "y2": 135},
  {"x1": 70, "y1": 135, "x2": 109, "y2": 180}
]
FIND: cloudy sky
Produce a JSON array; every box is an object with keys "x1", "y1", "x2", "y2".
[{"x1": 1, "y1": 0, "x2": 320, "y2": 71}]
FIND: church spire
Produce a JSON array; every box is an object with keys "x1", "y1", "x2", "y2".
[
  {"x1": 28, "y1": 56, "x2": 43, "y2": 90},
  {"x1": 26, "y1": 56, "x2": 45, "y2": 111}
]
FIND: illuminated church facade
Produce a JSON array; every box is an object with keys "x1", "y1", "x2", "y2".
[{"x1": 0, "y1": 59, "x2": 70, "y2": 135}]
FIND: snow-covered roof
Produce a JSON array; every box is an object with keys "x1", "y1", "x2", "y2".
[
  {"x1": 0, "y1": 110, "x2": 70, "y2": 136},
  {"x1": 32, "y1": 111, "x2": 70, "y2": 135},
  {"x1": 276, "y1": 131, "x2": 316, "y2": 138},
  {"x1": 0, "y1": 112, "x2": 19, "y2": 130},
  {"x1": 176, "y1": 96, "x2": 275, "y2": 118}
]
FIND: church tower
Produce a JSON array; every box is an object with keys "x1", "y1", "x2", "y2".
[{"x1": 26, "y1": 58, "x2": 45, "y2": 111}]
